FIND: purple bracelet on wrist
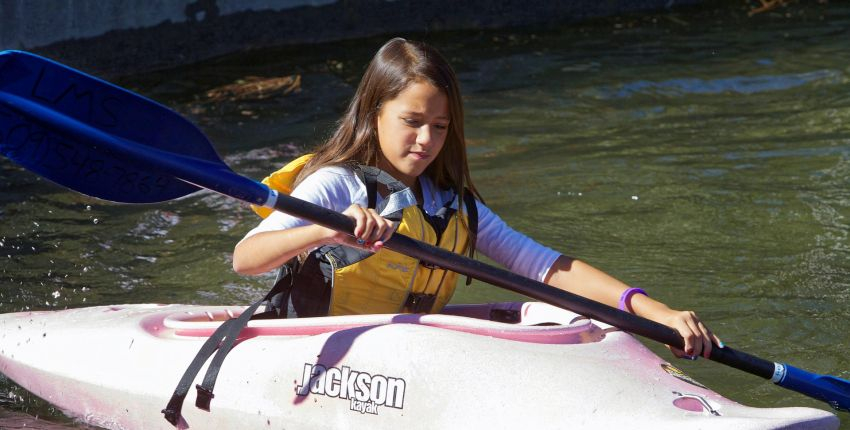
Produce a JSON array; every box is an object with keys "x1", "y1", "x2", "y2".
[{"x1": 618, "y1": 287, "x2": 648, "y2": 313}]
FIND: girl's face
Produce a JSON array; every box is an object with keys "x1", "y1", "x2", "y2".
[{"x1": 376, "y1": 81, "x2": 449, "y2": 188}]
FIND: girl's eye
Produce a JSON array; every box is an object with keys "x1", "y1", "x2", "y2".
[{"x1": 402, "y1": 118, "x2": 448, "y2": 130}]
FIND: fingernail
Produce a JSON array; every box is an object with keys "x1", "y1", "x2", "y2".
[
  {"x1": 356, "y1": 238, "x2": 365, "y2": 245},
  {"x1": 683, "y1": 355, "x2": 698, "y2": 361}
]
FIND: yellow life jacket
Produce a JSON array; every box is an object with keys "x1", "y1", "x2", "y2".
[
  {"x1": 251, "y1": 153, "x2": 314, "y2": 219},
  {"x1": 254, "y1": 155, "x2": 477, "y2": 317}
]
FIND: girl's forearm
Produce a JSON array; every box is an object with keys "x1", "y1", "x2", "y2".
[
  {"x1": 232, "y1": 224, "x2": 332, "y2": 275},
  {"x1": 543, "y1": 255, "x2": 675, "y2": 323},
  {"x1": 544, "y1": 255, "x2": 720, "y2": 358}
]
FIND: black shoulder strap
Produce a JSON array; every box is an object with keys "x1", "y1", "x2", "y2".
[
  {"x1": 351, "y1": 164, "x2": 378, "y2": 209},
  {"x1": 352, "y1": 165, "x2": 379, "y2": 209},
  {"x1": 362, "y1": 166, "x2": 408, "y2": 194},
  {"x1": 462, "y1": 190, "x2": 478, "y2": 286},
  {"x1": 463, "y1": 190, "x2": 478, "y2": 244},
  {"x1": 351, "y1": 164, "x2": 410, "y2": 211},
  {"x1": 366, "y1": 172, "x2": 378, "y2": 209}
]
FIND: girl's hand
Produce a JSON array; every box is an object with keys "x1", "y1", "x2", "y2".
[
  {"x1": 326, "y1": 204, "x2": 396, "y2": 252},
  {"x1": 661, "y1": 310, "x2": 723, "y2": 360}
]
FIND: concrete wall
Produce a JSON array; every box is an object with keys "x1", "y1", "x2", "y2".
[
  {"x1": 1, "y1": 0, "x2": 704, "y2": 77},
  {"x1": 1, "y1": 0, "x2": 335, "y2": 49}
]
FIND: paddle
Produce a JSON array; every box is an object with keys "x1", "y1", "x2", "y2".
[{"x1": 1, "y1": 50, "x2": 848, "y2": 413}]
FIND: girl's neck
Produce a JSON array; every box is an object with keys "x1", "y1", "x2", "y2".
[{"x1": 376, "y1": 159, "x2": 417, "y2": 189}]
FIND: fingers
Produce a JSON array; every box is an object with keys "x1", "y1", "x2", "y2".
[
  {"x1": 669, "y1": 310, "x2": 721, "y2": 360},
  {"x1": 681, "y1": 312, "x2": 710, "y2": 358},
  {"x1": 712, "y1": 332, "x2": 725, "y2": 350},
  {"x1": 667, "y1": 345, "x2": 691, "y2": 360},
  {"x1": 681, "y1": 315, "x2": 698, "y2": 358},
  {"x1": 342, "y1": 204, "x2": 395, "y2": 251},
  {"x1": 344, "y1": 204, "x2": 368, "y2": 238},
  {"x1": 696, "y1": 320, "x2": 713, "y2": 359},
  {"x1": 360, "y1": 207, "x2": 394, "y2": 245}
]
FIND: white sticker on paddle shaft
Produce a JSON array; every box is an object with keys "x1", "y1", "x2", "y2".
[
  {"x1": 263, "y1": 189, "x2": 279, "y2": 208},
  {"x1": 295, "y1": 363, "x2": 407, "y2": 415},
  {"x1": 772, "y1": 363, "x2": 787, "y2": 384}
]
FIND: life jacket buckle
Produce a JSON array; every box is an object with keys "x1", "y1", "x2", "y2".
[{"x1": 405, "y1": 292, "x2": 437, "y2": 313}]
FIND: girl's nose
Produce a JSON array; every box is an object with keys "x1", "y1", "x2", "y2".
[{"x1": 415, "y1": 125, "x2": 432, "y2": 146}]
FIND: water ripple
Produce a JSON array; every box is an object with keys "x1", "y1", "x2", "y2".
[{"x1": 587, "y1": 69, "x2": 845, "y2": 99}]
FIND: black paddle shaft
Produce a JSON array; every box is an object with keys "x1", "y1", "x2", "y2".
[{"x1": 271, "y1": 192, "x2": 777, "y2": 380}]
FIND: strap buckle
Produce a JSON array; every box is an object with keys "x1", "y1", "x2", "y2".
[
  {"x1": 195, "y1": 384, "x2": 215, "y2": 411},
  {"x1": 405, "y1": 292, "x2": 437, "y2": 313},
  {"x1": 161, "y1": 408, "x2": 180, "y2": 426}
]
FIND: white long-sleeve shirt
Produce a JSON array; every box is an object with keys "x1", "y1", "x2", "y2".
[{"x1": 242, "y1": 166, "x2": 561, "y2": 282}]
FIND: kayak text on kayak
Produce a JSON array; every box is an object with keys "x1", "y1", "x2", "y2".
[{"x1": 295, "y1": 363, "x2": 406, "y2": 415}]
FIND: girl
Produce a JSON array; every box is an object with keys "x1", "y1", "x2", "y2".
[{"x1": 233, "y1": 37, "x2": 722, "y2": 360}]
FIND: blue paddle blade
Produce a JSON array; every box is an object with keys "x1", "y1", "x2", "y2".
[
  {"x1": 0, "y1": 50, "x2": 218, "y2": 203},
  {"x1": 777, "y1": 364, "x2": 850, "y2": 412}
]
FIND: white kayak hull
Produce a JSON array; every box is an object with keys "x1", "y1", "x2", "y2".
[{"x1": 0, "y1": 302, "x2": 839, "y2": 430}]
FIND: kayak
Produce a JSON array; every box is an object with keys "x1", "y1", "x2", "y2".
[
  {"x1": 1, "y1": 49, "x2": 849, "y2": 419},
  {"x1": 0, "y1": 301, "x2": 839, "y2": 430}
]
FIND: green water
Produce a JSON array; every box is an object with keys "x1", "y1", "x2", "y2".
[{"x1": 2, "y1": 1, "x2": 849, "y2": 427}]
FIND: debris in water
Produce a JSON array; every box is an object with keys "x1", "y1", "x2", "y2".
[
  {"x1": 204, "y1": 75, "x2": 302, "y2": 102},
  {"x1": 749, "y1": 0, "x2": 790, "y2": 16}
]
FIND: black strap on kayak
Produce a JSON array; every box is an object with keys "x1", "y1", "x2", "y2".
[
  {"x1": 161, "y1": 279, "x2": 292, "y2": 426},
  {"x1": 161, "y1": 317, "x2": 239, "y2": 425}
]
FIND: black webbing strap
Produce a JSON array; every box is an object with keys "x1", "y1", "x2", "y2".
[
  {"x1": 161, "y1": 316, "x2": 240, "y2": 425},
  {"x1": 462, "y1": 190, "x2": 478, "y2": 285},
  {"x1": 161, "y1": 281, "x2": 288, "y2": 426},
  {"x1": 351, "y1": 165, "x2": 379, "y2": 209},
  {"x1": 352, "y1": 165, "x2": 408, "y2": 210},
  {"x1": 194, "y1": 298, "x2": 266, "y2": 411},
  {"x1": 365, "y1": 170, "x2": 378, "y2": 209}
]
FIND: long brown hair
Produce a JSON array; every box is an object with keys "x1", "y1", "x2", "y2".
[{"x1": 296, "y1": 37, "x2": 482, "y2": 203}]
